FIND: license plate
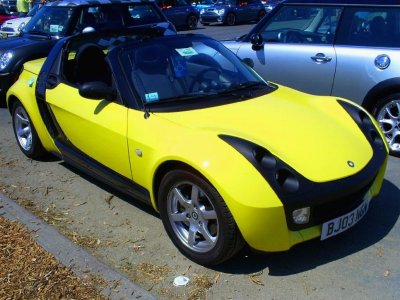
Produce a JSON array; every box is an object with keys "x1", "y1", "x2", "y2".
[{"x1": 321, "y1": 199, "x2": 370, "y2": 240}]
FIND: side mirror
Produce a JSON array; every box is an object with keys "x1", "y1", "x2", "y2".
[
  {"x1": 250, "y1": 33, "x2": 264, "y2": 51},
  {"x1": 82, "y1": 26, "x2": 95, "y2": 34},
  {"x1": 242, "y1": 57, "x2": 254, "y2": 68},
  {"x1": 79, "y1": 81, "x2": 116, "y2": 101}
]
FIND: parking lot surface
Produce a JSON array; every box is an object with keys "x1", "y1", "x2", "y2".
[{"x1": 1, "y1": 24, "x2": 400, "y2": 299}]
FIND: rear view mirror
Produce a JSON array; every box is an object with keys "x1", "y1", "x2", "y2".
[
  {"x1": 79, "y1": 81, "x2": 116, "y2": 101},
  {"x1": 250, "y1": 33, "x2": 264, "y2": 50}
]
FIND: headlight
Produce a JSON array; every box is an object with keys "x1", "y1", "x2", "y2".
[
  {"x1": 220, "y1": 135, "x2": 301, "y2": 194},
  {"x1": 337, "y1": 100, "x2": 385, "y2": 149},
  {"x1": 0, "y1": 50, "x2": 13, "y2": 71},
  {"x1": 200, "y1": 9, "x2": 205, "y2": 14},
  {"x1": 17, "y1": 22, "x2": 26, "y2": 32},
  {"x1": 217, "y1": 9, "x2": 225, "y2": 15}
]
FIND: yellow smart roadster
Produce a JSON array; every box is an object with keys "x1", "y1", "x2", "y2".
[{"x1": 6, "y1": 28, "x2": 388, "y2": 265}]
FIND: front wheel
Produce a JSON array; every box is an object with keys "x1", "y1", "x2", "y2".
[
  {"x1": 373, "y1": 94, "x2": 400, "y2": 157},
  {"x1": 12, "y1": 100, "x2": 46, "y2": 159},
  {"x1": 158, "y1": 169, "x2": 244, "y2": 265}
]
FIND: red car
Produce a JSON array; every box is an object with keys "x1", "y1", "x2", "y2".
[{"x1": 0, "y1": 5, "x2": 17, "y2": 25}]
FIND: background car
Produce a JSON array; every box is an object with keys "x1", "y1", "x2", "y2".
[
  {"x1": 192, "y1": 0, "x2": 216, "y2": 13},
  {"x1": 0, "y1": 4, "x2": 17, "y2": 25},
  {"x1": 0, "y1": 0, "x2": 175, "y2": 106},
  {"x1": 0, "y1": 0, "x2": 16, "y2": 12},
  {"x1": 200, "y1": 0, "x2": 266, "y2": 26},
  {"x1": 223, "y1": 0, "x2": 400, "y2": 157},
  {"x1": 0, "y1": 2, "x2": 40, "y2": 38},
  {"x1": 6, "y1": 27, "x2": 388, "y2": 266},
  {"x1": 156, "y1": 0, "x2": 199, "y2": 29}
]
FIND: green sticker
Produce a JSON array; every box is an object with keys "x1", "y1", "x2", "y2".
[
  {"x1": 50, "y1": 25, "x2": 59, "y2": 33},
  {"x1": 145, "y1": 92, "x2": 159, "y2": 103},
  {"x1": 27, "y1": 77, "x2": 35, "y2": 87},
  {"x1": 175, "y1": 47, "x2": 198, "y2": 57}
]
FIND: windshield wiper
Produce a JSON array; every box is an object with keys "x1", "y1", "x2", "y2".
[
  {"x1": 217, "y1": 81, "x2": 267, "y2": 98},
  {"x1": 25, "y1": 30, "x2": 52, "y2": 39},
  {"x1": 145, "y1": 92, "x2": 217, "y2": 105}
]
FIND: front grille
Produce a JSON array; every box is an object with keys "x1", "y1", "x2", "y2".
[
  {"x1": 1, "y1": 27, "x2": 15, "y2": 32},
  {"x1": 310, "y1": 181, "x2": 372, "y2": 226}
]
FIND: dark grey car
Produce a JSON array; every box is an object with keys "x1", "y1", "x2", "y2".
[
  {"x1": 0, "y1": 0, "x2": 176, "y2": 106},
  {"x1": 223, "y1": 0, "x2": 400, "y2": 157}
]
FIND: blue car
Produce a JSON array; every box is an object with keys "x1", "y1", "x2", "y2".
[
  {"x1": 193, "y1": 0, "x2": 216, "y2": 12},
  {"x1": 200, "y1": 0, "x2": 266, "y2": 26},
  {"x1": 157, "y1": 0, "x2": 199, "y2": 29}
]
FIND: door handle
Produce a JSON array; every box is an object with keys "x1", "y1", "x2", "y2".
[{"x1": 311, "y1": 53, "x2": 332, "y2": 63}]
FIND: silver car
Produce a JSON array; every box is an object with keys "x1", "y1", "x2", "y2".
[{"x1": 223, "y1": 0, "x2": 400, "y2": 157}]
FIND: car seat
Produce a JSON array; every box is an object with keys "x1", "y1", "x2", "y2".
[
  {"x1": 74, "y1": 43, "x2": 111, "y2": 85},
  {"x1": 133, "y1": 45, "x2": 186, "y2": 101}
]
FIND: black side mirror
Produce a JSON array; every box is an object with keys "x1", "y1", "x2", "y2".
[
  {"x1": 242, "y1": 57, "x2": 254, "y2": 68},
  {"x1": 250, "y1": 33, "x2": 264, "y2": 51},
  {"x1": 79, "y1": 81, "x2": 116, "y2": 101}
]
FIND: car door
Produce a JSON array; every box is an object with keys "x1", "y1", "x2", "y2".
[
  {"x1": 236, "y1": 5, "x2": 343, "y2": 96},
  {"x1": 43, "y1": 42, "x2": 132, "y2": 180},
  {"x1": 332, "y1": 6, "x2": 400, "y2": 105}
]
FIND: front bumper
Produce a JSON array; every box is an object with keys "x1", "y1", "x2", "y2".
[
  {"x1": 200, "y1": 14, "x2": 226, "y2": 24},
  {"x1": 238, "y1": 155, "x2": 388, "y2": 252}
]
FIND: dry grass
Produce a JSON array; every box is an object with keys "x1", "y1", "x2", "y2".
[{"x1": 0, "y1": 216, "x2": 108, "y2": 300}]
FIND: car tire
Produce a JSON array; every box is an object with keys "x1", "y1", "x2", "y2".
[
  {"x1": 225, "y1": 12, "x2": 236, "y2": 26},
  {"x1": 158, "y1": 169, "x2": 244, "y2": 265},
  {"x1": 12, "y1": 100, "x2": 47, "y2": 159},
  {"x1": 186, "y1": 14, "x2": 198, "y2": 30},
  {"x1": 372, "y1": 93, "x2": 400, "y2": 157},
  {"x1": 257, "y1": 10, "x2": 267, "y2": 21}
]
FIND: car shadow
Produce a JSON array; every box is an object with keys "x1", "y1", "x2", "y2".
[
  {"x1": 59, "y1": 162, "x2": 159, "y2": 218},
  {"x1": 212, "y1": 179, "x2": 400, "y2": 275},
  {"x1": 56, "y1": 163, "x2": 400, "y2": 275}
]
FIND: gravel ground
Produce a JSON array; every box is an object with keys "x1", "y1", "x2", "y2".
[{"x1": 1, "y1": 105, "x2": 400, "y2": 299}]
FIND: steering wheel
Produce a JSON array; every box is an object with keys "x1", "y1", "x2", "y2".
[
  {"x1": 189, "y1": 68, "x2": 223, "y2": 93},
  {"x1": 285, "y1": 31, "x2": 304, "y2": 43}
]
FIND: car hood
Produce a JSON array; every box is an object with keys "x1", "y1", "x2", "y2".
[
  {"x1": 0, "y1": 35, "x2": 55, "y2": 53},
  {"x1": 155, "y1": 86, "x2": 374, "y2": 182},
  {"x1": 1, "y1": 16, "x2": 31, "y2": 27}
]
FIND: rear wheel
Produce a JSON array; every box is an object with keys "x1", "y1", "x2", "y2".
[
  {"x1": 225, "y1": 12, "x2": 236, "y2": 26},
  {"x1": 158, "y1": 169, "x2": 244, "y2": 265},
  {"x1": 186, "y1": 14, "x2": 198, "y2": 30},
  {"x1": 257, "y1": 10, "x2": 267, "y2": 21},
  {"x1": 373, "y1": 93, "x2": 400, "y2": 157},
  {"x1": 12, "y1": 100, "x2": 46, "y2": 159}
]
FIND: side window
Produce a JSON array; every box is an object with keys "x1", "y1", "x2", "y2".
[
  {"x1": 337, "y1": 8, "x2": 400, "y2": 47},
  {"x1": 126, "y1": 4, "x2": 163, "y2": 25},
  {"x1": 260, "y1": 6, "x2": 343, "y2": 44}
]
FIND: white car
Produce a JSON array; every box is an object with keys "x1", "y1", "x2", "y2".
[{"x1": 0, "y1": 4, "x2": 39, "y2": 38}]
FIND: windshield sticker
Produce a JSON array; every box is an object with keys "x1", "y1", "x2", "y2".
[
  {"x1": 145, "y1": 92, "x2": 159, "y2": 103},
  {"x1": 175, "y1": 47, "x2": 198, "y2": 57},
  {"x1": 49, "y1": 25, "x2": 60, "y2": 33}
]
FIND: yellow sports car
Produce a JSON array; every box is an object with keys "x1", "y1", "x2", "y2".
[{"x1": 7, "y1": 28, "x2": 388, "y2": 265}]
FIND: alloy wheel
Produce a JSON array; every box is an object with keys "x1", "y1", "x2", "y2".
[{"x1": 166, "y1": 181, "x2": 218, "y2": 253}]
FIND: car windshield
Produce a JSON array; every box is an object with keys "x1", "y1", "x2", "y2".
[
  {"x1": 215, "y1": 0, "x2": 236, "y2": 5},
  {"x1": 198, "y1": 0, "x2": 216, "y2": 4},
  {"x1": 22, "y1": 6, "x2": 74, "y2": 37},
  {"x1": 122, "y1": 35, "x2": 271, "y2": 105}
]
